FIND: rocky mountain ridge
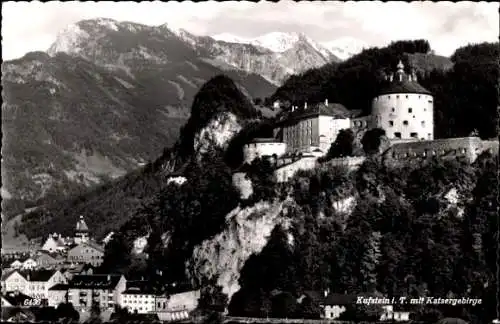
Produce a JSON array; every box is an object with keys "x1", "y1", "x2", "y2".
[
  {"x1": 1, "y1": 18, "x2": 278, "y2": 217},
  {"x1": 48, "y1": 18, "x2": 344, "y2": 85}
]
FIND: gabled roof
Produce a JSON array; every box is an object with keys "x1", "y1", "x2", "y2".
[
  {"x1": 48, "y1": 284, "x2": 69, "y2": 291},
  {"x1": 68, "y1": 274, "x2": 122, "y2": 289},
  {"x1": 278, "y1": 103, "x2": 352, "y2": 125},
  {"x1": 69, "y1": 241, "x2": 105, "y2": 253},
  {"x1": 1, "y1": 291, "x2": 32, "y2": 306},
  {"x1": 21, "y1": 269, "x2": 58, "y2": 282},
  {"x1": 1, "y1": 269, "x2": 21, "y2": 281}
]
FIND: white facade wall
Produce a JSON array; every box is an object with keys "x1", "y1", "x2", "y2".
[
  {"x1": 318, "y1": 117, "x2": 351, "y2": 152},
  {"x1": 48, "y1": 289, "x2": 67, "y2": 307},
  {"x1": 26, "y1": 271, "x2": 67, "y2": 300},
  {"x1": 243, "y1": 142, "x2": 287, "y2": 164},
  {"x1": 4, "y1": 272, "x2": 28, "y2": 294},
  {"x1": 323, "y1": 305, "x2": 346, "y2": 319},
  {"x1": 121, "y1": 293, "x2": 156, "y2": 314},
  {"x1": 372, "y1": 93, "x2": 434, "y2": 141}
]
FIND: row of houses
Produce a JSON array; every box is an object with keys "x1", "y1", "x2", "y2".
[
  {"x1": 1, "y1": 269, "x2": 200, "y2": 319},
  {"x1": 3, "y1": 216, "x2": 106, "y2": 272}
]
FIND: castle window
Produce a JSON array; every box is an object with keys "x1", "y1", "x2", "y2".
[
  {"x1": 418, "y1": 95, "x2": 421, "y2": 98},
  {"x1": 394, "y1": 132, "x2": 402, "y2": 139},
  {"x1": 408, "y1": 108, "x2": 413, "y2": 113},
  {"x1": 392, "y1": 107, "x2": 395, "y2": 112},
  {"x1": 389, "y1": 121, "x2": 394, "y2": 127},
  {"x1": 406, "y1": 95, "x2": 409, "y2": 98},
  {"x1": 403, "y1": 120, "x2": 409, "y2": 126},
  {"x1": 388, "y1": 95, "x2": 391, "y2": 99},
  {"x1": 396, "y1": 95, "x2": 399, "y2": 99},
  {"x1": 410, "y1": 132, "x2": 418, "y2": 138},
  {"x1": 421, "y1": 121, "x2": 426, "y2": 127},
  {"x1": 428, "y1": 100, "x2": 433, "y2": 103}
]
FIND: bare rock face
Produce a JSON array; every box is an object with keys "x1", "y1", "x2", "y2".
[
  {"x1": 186, "y1": 199, "x2": 296, "y2": 299},
  {"x1": 193, "y1": 112, "x2": 243, "y2": 158}
]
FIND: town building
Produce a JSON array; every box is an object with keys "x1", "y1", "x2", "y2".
[
  {"x1": 1, "y1": 270, "x2": 28, "y2": 294},
  {"x1": 67, "y1": 274, "x2": 126, "y2": 311},
  {"x1": 41, "y1": 233, "x2": 69, "y2": 253},
  {"x1": 120, "y1": 286, "x2": 156, "y2": 314},
  {"x1": 47, "y1": 284, "x2": 69, "y2": 307},
  {"x1": 321, "y1": 293, "x2": 357, "y2": 319},
  {"x1": 243, "y1": 138, "x2": 287, "y2": 164},
  {"x1": 67, "y1": 241, "x2": 105, "y2": 267},
  {"x1": 23, "y1": 269, "x2": 67, "y2": 300},
  {"x1": 155, "y1": 289, "x2": 200, "y2": 321},
  {"x1": 274, "y1": 101, "x2": 356, "y2": 154},
  {"x1": 380, "y1": 304, "x2": 411, "y2": 322},
  {"x1": 35, "y1": 251, "x2": 65, "y2": 269}
]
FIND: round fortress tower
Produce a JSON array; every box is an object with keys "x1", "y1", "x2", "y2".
[{"x1": 372, "y1": 60, "x2": 434, "y2": 141}]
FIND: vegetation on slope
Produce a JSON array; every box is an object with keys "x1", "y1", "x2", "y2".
[
  {"x1": 19, "y1": 75, "x2": 259, "y2": 240},
  {"x1": 226, "y1": 152, "x2": 498, "y2": 323}
]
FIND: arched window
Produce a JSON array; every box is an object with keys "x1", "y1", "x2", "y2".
[
  {"x1": 403, "y1": 121, "x2": 409, "y2": 126},
  {"x1": 392, "y1": 107, "x2": 395, "y2": 112},
  {"x1": 421, "y1": 121, "x2": 425, "y2": 127},
  {"x1": 389, "y1": 121, "x2": 394, "y2": 127},
  {"x1": 408, "y1": 108, "x2": 413, "y2": 113}
]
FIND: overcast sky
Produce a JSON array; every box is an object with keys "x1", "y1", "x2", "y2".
[{"x1": 2, "y1": 1, "x2": 498, "y2": 60}]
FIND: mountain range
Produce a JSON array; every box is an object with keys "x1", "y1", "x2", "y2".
[{"x1": 2, "y1": 17, "x2": 359, "y2": 218}]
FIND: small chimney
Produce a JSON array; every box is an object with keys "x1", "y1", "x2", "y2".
[
  {"x1": 304, "y1": 102, "x2": 308, "y2": 110},
  {"x1": 389, "y1": 74, "x2": 394, "y2": 82},
  {"x1": 325, "y1": 98, "x2": 328, "y2": 106},
  {"x1": 324, "y1": 290, "x2": 328, "y2": 297},
  {"x1": 107, "y1": 275, "x2": 111, "y2": 281},
  {"x1": 408, "y1": 74, "x2": 413, "y2": 82}
]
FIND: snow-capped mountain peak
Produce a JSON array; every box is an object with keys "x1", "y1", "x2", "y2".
[
  {"x1": 321, "y1": 36, "x2": 370, "y2": 60},
  {"x1": 211, "y1": 33, "x2": 251, "y2": 44},
  {"x1": 209, "y1": 31, "x2": 366, "y2": 60},
  {"x1": 47, "y1": 22, "x2": 91, "y2": 56}
]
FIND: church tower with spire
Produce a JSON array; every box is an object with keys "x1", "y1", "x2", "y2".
[{"x1": 74, "y1": 215, "x2": 89, "y2": 244}]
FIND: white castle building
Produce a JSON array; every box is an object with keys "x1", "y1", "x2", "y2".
[
  {"x1": 372, "y1": 60, "x2": 434, "y2": 141},
  {"x1": 236, "y1": 59, "x2": 498, "y2": 185}
]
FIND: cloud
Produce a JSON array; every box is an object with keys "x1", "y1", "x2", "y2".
[{"x1": 1, "y1": 1, "x2": 498, "y2": 60}]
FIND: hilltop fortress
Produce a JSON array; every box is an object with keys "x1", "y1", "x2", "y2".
[{"x1": 236, "y1": 60, "x2": 498, "y2": 187}]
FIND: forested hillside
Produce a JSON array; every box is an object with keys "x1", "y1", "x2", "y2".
[
  {"x1": 18, "y1": 75, "x2": 260, "y2": 240},
  {"x1": 272, "y1": 40, "x2": 498, "y2": 139}
]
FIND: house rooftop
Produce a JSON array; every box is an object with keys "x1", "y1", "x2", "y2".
[
  {"x1": 68, "y1": 274, "x2": 122, "y2": 289},
  {"x1": 1, "y1": 291, "x2": 32, "y2": 306},
  {"x1": 20, "y1": 269, "x2": 58, "y2": 282}
]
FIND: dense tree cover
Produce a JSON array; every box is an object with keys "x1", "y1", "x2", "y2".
[
  {"x1": 318, "y1": 129, "x2": 355, "y2": 162},
  {"x1": 361, "y1": 128, "x2": 389, "y2": 155},
  {"x1": 19, "y1": 74, "x2": 259, "y2": 240},
  {"x1": 229, "y1": 152, "x2": 499, "y2": 323},
  {"x1": 272, "y1": 41, "x2": 498, "y2": 139},
  {"x1": 100, "y1": 147, "x2": 241, "y2": 286},
  {"x1": 272, "y1": 40, "x2": 433, "y2": 114}
]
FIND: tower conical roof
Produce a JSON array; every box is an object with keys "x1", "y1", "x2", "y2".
[{"x1": 76, "y1": 215, "x2": 89, "y2": 232}]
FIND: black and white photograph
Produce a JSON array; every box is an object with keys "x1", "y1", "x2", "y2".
[{"x1": 1, "y1": 1, "x2": 499, "y2": 323}]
